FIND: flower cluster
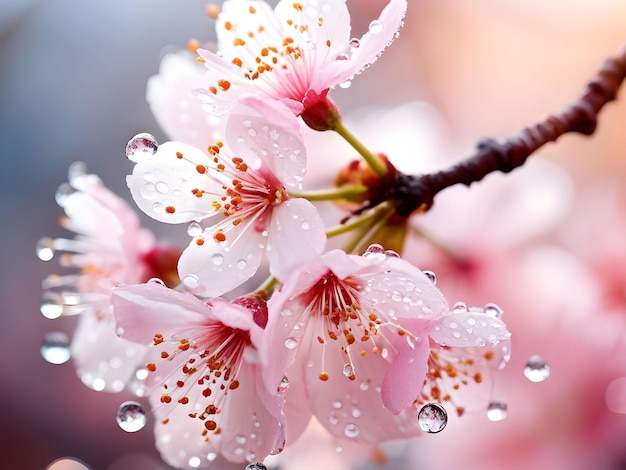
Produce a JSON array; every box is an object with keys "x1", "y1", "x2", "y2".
[{"x1": 39, "y1": 1, "x2": 513, "y2": 469}]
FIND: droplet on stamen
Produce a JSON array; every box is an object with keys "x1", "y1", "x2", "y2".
[
  {"x1": 487, "y1": 400, "x2": 508, "y2": 421},
  {"x1": 524, "y1": 355, "x2": 550, "y2": 382},
  {"x1": 36, "y1": 237, "x2": 56, "y2": 261},
  {"x1": 418, "y1": 403, "x2": 448, "y2": 433},
  {"x1": 41, "y1": 332, "x2": 71, "y2": 364},
  {"x1": 116, "y1": 401, "x2": 147, "y2": 432},
  {"x1": 125, "y1": 133, "x2": 158, "y2": 163}
]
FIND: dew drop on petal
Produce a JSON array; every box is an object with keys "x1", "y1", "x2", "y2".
[
  {"x1": 339, "y1": 80, "x2": 352, "y2": 89},
  {"x1": 349, "y1": 38, "x2": 360, "y2": 48},
  {"x1": 344, "y1": 423, "x2": 360, "y2": 438},
  {"x1": 524, "y1": 355, "x2": 550, "y2": 382},
  {"x1": 207, "y1": 452, "x2": 217, "y2": 462},
  {"x1": 182, "y1": 274, "x2": 200, "y2": 289},
  {"x1": 211, "y1": 253, "x2": 224, "y2": 266},
  {"x1": 36, "y1": 237, "x2": 55, "y2": 261},
  {"x1": 385, "y1": 249, "x2": 400, "y2": 258},
  {"x1": 484, "y1": 302, "x2": 504, "y2": 318},
  {"x1": 342, "y1": 364, "x2": 354, "y2": 377},
  {"x1": 245, "y1": 463, "x2": 268, "y2": 470},
  {"x1": 116, "y1": 401, "x2": 147, "y2": 432},
  {"x1": 186, "y1": 222, "x2": 203, "y2": 237},
  {"x1": 452, "y1": 301, "x2": 468, "y2": 312},
  {"x1": 125, "y1": 133, "x2": 158, "y2": 163},
  {"x1": 423, "y1": 270, "x2": 437, "y2": 284},
  {"x1": 368, "y1": 20, "x2": 384, "y2": 33},
  {"x1": 40, "y1": 299, "x2": 63, "y2": 319},
  {"x1": 284, "y1": 337, "x2": 298, "y2": 349},
  {"x1": 487, "y1": 400, "x2": 508, "y2": 421},
  {"x1": 41, "y1": 332, "x2": 71, "y2": 364},
  {"x1": 237, "y1": 259, "x2": 247, "y2": 270},
  {"x1": 187, "y1": 456, "x2": 201, "y2": 468},
  {"x1": 147, "y1": 277, "x2": 165, "y2": 286},
  {"x1": 418, "y1": 403, "x2": 448, "y2": 433},
  {"x1": 278, "y1": 376, "x2": 290, "y2": 392}
]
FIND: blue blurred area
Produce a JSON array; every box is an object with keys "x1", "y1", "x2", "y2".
[{"x1": 0, "y1": 2, "x2": 223, "y2": 468}]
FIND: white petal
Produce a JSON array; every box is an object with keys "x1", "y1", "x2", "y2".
[
  {"x1": 431, "y1": 311, "x2": 511, "y2": 348},
  {"x1": 127, "y1": 141, "x2": 225, "y2": 224},
  {"x1": 266, "y1": 199, "x2": 326, "y2": 281},
  {"x1": 177, "y1": 225, "x2": 265, "y2": 297}
]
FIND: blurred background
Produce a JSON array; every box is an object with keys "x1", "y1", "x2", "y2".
[{"x1": 1, "y1": 0, "x2": 624, "y2": 469}]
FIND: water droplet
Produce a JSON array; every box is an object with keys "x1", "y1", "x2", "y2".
[
  {"x1": 186, "y1": 222, "x2": 203, "y2": 237},
  {"x1": 155, "y1": 181, "x2": 169, "y2": 194},
  {"x1": 344, "y1": 423, "x2": 360, "y2": 438},
  {"x1": 248, "y1": 128, "x2": 258, "y2": 137},
  {"x1": 182, "y1": 274, "x2": 200, "y2": 289},
  {"x1": 116, "y1": 401, "x2": 147, "y2": 432},
  {"x1": 280, "y1": 308, "x2": 292, "y2": 317},
  {"x1": 351, "y1": 405, "x2": 362, "y2": 418},
  {"x1": 284, "y1": 337, "x2": 298, "y2": 349},
  {"x1": 452, "y1": 301, "x2": 468, "y2": 312},
  {"x1": 332, "y1": 400, "x2": 343, "y2": 409},
  {"x1": 40, "y1": 299, "x2": 63, "y2": 319},
  {"x1": 210, "y1": 253, "x2": 224, "y2": 266},
  {"x1": 486, "y1": 400, "x2": 507, "y2": 421},
  {"x1": 605, "y1": 377, "x2": 626, "y2": 414},
  {"x1": 368, "y1": 20, "x2": 384, "y2": 34},
  {"x1": 339, "y1": 80, "x2": 352, "y2": 89},
  {"x1": 245, "y1": 463, "x2": 267, "y2": 470},
  {"x1": 236, "y1": 259, "x2": 247, "y2": 270},
  {"x1": 147, "y1": 277, "x2": 165, "y2": 286},
  {"x1": 423, "y1": 270, "x2": 437, "y2": 284},
  {"x1": 125, "y1": 133, "x2": 158, "y2": 163},
  {"x1": 524, "y1": 355, "x2": 550, "y2": 382},
  {"x1": 349, "y1": 38, "x2": 360, "y2": 48},
  {"x1": 207, "y1": 452, "x2": 217, "y2": 462},
  {"x1": 46, "y1": 457, "x2": 90, "y2": 470},
  {"x1": 300, "y1": 220, "x2": 310, "y2": 230},
  {"x1": 278, "y1": 376, "x2": 290, "y2": 392},
  {"x1": 417, "y1": 403, "x2": 448, "y2": 433},
  {"x1": 128, "y1": 367, "x2": 149, "y2": 397},
  {"x1": 235, "y1": 434, "x2": 246, "y2": 444},
  {"x1": 385, "y1": 249, "x2": 400, "y2": 258},
  {"x1": 41, "y1": 332, "x2": 71, "y2": 364},
  {"x1": 36, "y1": 237, "x2": 55, "y2": 261},
  {"x1": 342, "y1": 364, "x2": 354, "y2": 377},
  {"x1": 484, "y1": 302, "x2": 504, "y2": 319},
  {"x1": 187, "y1": 456, "x2": 201, "y2": 468},
  {"x1": 335, "y1": 53, "x2": 349, "y2": 61}
]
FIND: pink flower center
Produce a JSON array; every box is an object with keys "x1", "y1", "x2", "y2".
[{"x1": 147, "y1": 323, "x2": 251, "y2": 438}]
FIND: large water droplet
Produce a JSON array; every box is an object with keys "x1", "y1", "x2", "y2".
[
  {"x1": 344, "y1": 423, "x2": 360, "y2": 438},
  {"x1": 116, "y1": 401, "x2": 147, "y2": 432},
  {"x1": 245, "y1": 463, "x2": 267, "y2": 470},
  {"x1": 41, "y1": 332, "x2": 71, "y2": 364},
  {"x1": 187, "y1": 222, "x2": 203, "y2": 237},
  {"x1": 40, "y1": 299, "x2": 63, "y2": 319},
  {"x1": 284, "y1": 337, "x2": 298, "y2": 350},
  {"x1": 417, "y1": 403, "x2": 447, "y2": 433},
  {"x1": 524, "y1": 355, "x2": 550, "y2": 382},
  {"x1": 368, "y1": 20, "x2": 384, "y2": 34},
  {"x1": 487, "y1": 400, "x2": 507, "y2": 421},
  {"x1": 125, "y1": 133, "x2": 158, "y2": 163},
  {"x1": 36, "y1": 237, "x2": 55, "y2": 261}
]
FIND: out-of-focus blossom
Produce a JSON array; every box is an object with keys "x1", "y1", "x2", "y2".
[
  {"x1": 127, "y1": 107, "x2": 326, "y2": 297},
  {"x1": 39, "y1": 163, "x2": 181, "y2": 392},
  {"x1": 192, "y1": 0, "x2": 407, "y2": 121},
  {"x1": 112, "y1": 282, "x2": 286, "y2": 469}
]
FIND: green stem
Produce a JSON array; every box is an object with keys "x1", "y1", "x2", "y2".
[
  {"x1": 288, "y1": 184, "x2": 367, "y2": 202},
  {"x1": 325, "y1": 202, "x2": 392, "y2": 238},
  {"x1": 256, "y1": 275, "x2": 279, "y2": 297},
  {"x1": 347, "y1": 204, "x2": 396, "y2": 254},
  {"x1": 334, "y1": 120, "x2": 387, "y2": 177}
]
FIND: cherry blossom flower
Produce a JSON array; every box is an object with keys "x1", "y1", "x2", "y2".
[
  {"x1": 127, "y1": 106, "x2": 326, "y2": 297},
  {"x1": 111, "y1": 282, "x2": 286, "y2": 469},
  {"x1": 39, "y1": 163, "x2": 181, "y2": 392},
  {"x1": 192, "y1": 0, "x2": 407, "y2": 124},
  {"x1": 262, "y1": 247, "x2": 446, "y2": 442}
]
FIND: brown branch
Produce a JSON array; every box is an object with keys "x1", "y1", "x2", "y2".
[{"x1": 393, "y1": 44, "x2": 626, "y2": 218}]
